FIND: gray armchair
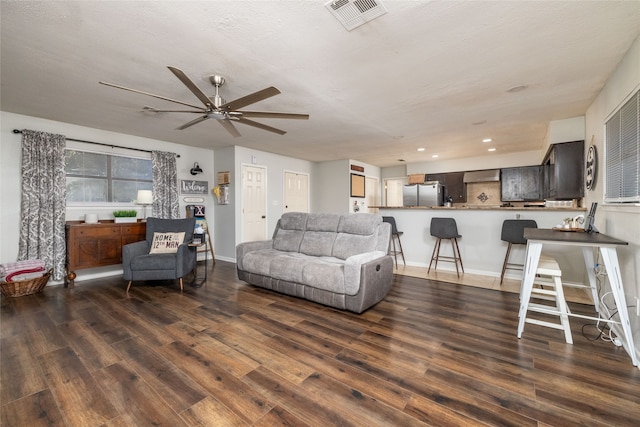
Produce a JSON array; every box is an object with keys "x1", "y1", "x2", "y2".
[{"x1": 122, "y1": 217, "x2": 196, "y2": 292}]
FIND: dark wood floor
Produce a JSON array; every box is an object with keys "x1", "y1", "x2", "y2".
[{"x1": 2, "y1": 260, "x2": 639, "y2": 426}]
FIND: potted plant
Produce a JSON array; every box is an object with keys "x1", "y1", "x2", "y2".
[{"x1": 113, "y1": 209, "x2": 138, "y2": 223}]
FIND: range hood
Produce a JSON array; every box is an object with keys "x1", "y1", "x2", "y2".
[{"x1": 463, "y1": 169, "x2": 500, "y2": 183}]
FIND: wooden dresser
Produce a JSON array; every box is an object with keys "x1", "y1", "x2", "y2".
[{"x1": 65, "y1": 220, "x2": 146, "y2": 287}]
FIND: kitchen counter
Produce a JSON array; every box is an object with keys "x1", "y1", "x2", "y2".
[
  {"x1": 371, "y1": 205, "x2": 585, "y2": 211},
  {"x1": 375, "y1": 206, "x2": 588, "y2": 283}
]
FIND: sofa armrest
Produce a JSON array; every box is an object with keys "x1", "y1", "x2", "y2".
[
  {"x1": 346, "y1": 255, "x2": 394, "y2": 313},
  {"x1": 122, "y1": 240, "x2": 150, "y2": 280},
  {"x1": 236, "y1": 240, "x2": 273, "y2": 270},
  {"x1": 343, "y1": 251, "x2": 387, "y2": 295}
]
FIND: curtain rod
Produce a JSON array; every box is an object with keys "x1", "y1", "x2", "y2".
[{"x1": 12, "y1": 129, "x2": 180, "y2": 157}]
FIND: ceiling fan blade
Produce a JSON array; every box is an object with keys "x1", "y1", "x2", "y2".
[
  {"x1": 99, "y1": 81, "x2": 203, "y2": 109},
  {"x1": 238, "y1": 111, "x2": 309, "y2": 120},
  {"x1": 167, "y1": 66, "x2": 214, "y2": 108},
  {"x1": 218, "y1": 119, "x2": 241, "y2": 137},
  {"x1": 143, "y1": 106, "x2": 206, "y2": 113},
  {"x1": 176, "y1": 115, "x2": 209, "y2": 130},
  {"x1": 236, "y1": 117, "x2": 287, "y2": 135},
  {"x1": 220, "y1": 87, "x2": 281, "y2": 111}
]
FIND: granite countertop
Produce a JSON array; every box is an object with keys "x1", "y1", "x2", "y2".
[{"x1": 372, "y1": 205, "x2": 586, "y2": 211}]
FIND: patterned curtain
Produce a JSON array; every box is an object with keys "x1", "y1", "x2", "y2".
[
  {"x1": 18, "y1": 130, "x2": 67, "y2": 281},
  {"x1": 151, "y1": 150, "x2": 180, "y2": 219}
]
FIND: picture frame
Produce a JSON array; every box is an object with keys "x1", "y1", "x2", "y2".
[
  {"x1": 350, "y1": 173, "x2": 365, "y2": 198},
  {"x1": 180, "y1": 180, "x2": 208, "y2": 195}
]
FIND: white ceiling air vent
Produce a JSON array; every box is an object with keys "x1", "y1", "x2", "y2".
[{"x1": 325, "y1": 0, "x2": 388, "y2": 31}]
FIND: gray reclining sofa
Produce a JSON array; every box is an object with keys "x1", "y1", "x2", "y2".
[{"x1": 236, "y1": 212, "x2": 394, "y2": 313}]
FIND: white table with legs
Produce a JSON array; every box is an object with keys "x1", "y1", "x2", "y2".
[{"x1": 517, "y1": 228, "x2": 637, "y2": 367}]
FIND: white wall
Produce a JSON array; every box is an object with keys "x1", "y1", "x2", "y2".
[
  {"x1": 546, "y1": 116, "x2": 586, "y2": 145},
  {"x1": 584, "y1": 34, "x2": 640, "y2": 361},
  {"x1": 212, "y1": 146, "x2": 236, "y2": 262},
  {"x1": 312, "y1": 160, "x2": 350, "y2": 213},
  {"x1": 0, "y1": 111, "x2": 215, "y2": 282}
]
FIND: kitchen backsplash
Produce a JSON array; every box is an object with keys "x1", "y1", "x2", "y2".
[{"x1": 466, "y1": 182, "x2": 501, "y2": 205}]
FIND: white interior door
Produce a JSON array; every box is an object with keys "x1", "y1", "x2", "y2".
[
  {"x1": 284, "y1": 171, "x2": 309, "y2": 213},
  {"x1": 385, "y1": 178, "x2": 405, "y2": 207},
  {"x1": 242, "y1": 165, "x2": 267, "y2": 242},
  {"x1": 365, "y1": 176, "x2": 379, "y2": 213}
]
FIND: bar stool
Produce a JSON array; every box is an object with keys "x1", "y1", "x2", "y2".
[
  {"x1": 518, "y1": 256, "x2": 573, "y2": 344},
  {"x1": 382, "y1": 216, "x2": 406, "y2": 267},
  {"x1": 500, "y1": 219, "x2": 538, "y2": 284},
  {"x1": 428, "y1": 217, "x2": 464, "y2": 278}
]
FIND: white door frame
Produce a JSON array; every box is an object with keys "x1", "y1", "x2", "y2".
[
  {"x1": 283, "y1": 170, "x2": 310, "y2": 213},
  {"x1": 241, "y1": 163, "x2": 268, "y2": 242}
]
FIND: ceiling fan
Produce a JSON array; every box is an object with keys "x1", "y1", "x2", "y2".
[{"x1": 99, "y1": 66, "x2": 309, "y2": 137}]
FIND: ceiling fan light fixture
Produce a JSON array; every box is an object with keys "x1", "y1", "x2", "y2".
[{"x1": 207, "y1": 111, "x2": 227, "y2": 120}]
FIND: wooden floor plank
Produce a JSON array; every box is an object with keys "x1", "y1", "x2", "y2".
[
  {"x1": 92, "y1": 362, "x2": 188, "y2": 426},
  {"x1": 2, "y1": 260, "x2": 639, "y2": 426},
  {"x1": 159, "y1": 340, "x2": 274, "y2": 424},
  {"x1": 0, "y1": 389, "x2": 66, "y2": 427},
  {"x1": 111, "y1": 337, "x2": 208, "y2": 413}
]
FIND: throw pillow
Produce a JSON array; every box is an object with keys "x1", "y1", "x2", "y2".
[{"x1": 149, "y1": 232, "x2": 186, "y2": 254}]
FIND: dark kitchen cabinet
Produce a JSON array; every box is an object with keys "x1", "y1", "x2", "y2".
[
  {"x1": 501, "y1": 166, "x2": 543, "y2": 201},
  {"x1": 543, "y1": 140, "x2": 584, "y2": 200},
  {"x1": 426, "y1": 172, "x2": 466, "y2": 203}
]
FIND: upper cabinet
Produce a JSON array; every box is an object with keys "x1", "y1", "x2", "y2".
[
  {"x1": 543, "y1": 140, "x2": 584, "y2": 200},
  {"x1": 501, "y1": 166, "x2": 543, "y2": 201}
]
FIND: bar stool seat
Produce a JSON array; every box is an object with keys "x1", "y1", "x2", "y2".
[
  {"x1": 518, "y1": 256, "x2": 573, "y2": 344},
  {"x1": 428, "y1": 217, "x2": 463, "y2": 278},
  {"x1": 382, "y1": 216, "x2": 405, "y2": 267},
  {"x1": 500, "y1": 219, "x2": 538, "y2": 284}
]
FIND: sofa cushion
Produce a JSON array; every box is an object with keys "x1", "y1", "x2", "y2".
[
  {"x1": 333, "y1": 233, "x2": 377, "y2": 260},
  {"x1": 270, "y1": 252, "x2": 314, "y2": 283},
  {"x1": 306, "y1": 213, "x2": 341, "y2": 232},
  {"x1": 331, "y1": 214, "x2": 381, "y2": 259},
  {"x1": 299, "y1": 231, "x2": 336, "y2": 257},
  {"x1": 301, "y1": 256, "x2": 345, "y2": 294},
  {"x1": 131, "y1": 252, "x2": 178, "y2": 270},
  {"x1": 272, "y1": 212, "x2": 308, "y2": 252},
  {"x1": 241, "y1": 249, "x2": 283, "y2": 276},
  {"x1": 337, "y1": 213, "x2": 381, "y2": 235}
]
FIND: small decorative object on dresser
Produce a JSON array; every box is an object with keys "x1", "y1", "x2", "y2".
[{"x1": 113, "y1": 209, "x2": 138, "y2": 223}]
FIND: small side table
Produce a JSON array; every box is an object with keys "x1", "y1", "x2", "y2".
[{"x1": 188, "y1": 237, "x2": 208, "y2": 287}]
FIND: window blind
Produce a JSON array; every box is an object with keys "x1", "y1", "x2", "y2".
[{"x1": 605, "y1": 90, "x2": 639, "y2": 203}]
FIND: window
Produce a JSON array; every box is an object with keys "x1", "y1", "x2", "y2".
[
  {"x1": 65, "y1": 150, "x2": 152, "y2": 203},
  {"x1": 605, "y1": 89, "x2": 639, "y2": 203}
]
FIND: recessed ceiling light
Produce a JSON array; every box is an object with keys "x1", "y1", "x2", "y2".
[
  {"x1": 488, "y1": 148, "x2": 496, "y2": 152},
  {"x1": 482, "y1": 138, "x2": 492, "y2": 143},
  {"x1": 432, "y1": 154, "x2": 439, "y2": 158},
  {"x1": 507, "y1": 84, "x2": 528, "y2": 93},
  {"x1": 417, "y1": 148, "x2": 425, "y2": 152}
]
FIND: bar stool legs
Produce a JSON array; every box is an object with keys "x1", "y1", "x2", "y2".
[
  {"x1": 428, "y1": 236, "x2": 464, "y2": 277},
  {"x1": 500, "y1": 219, "x2": 538, "y2": 284},
  {"x1": 518, "y1": 256, "x2": 573, "y2": 344},
  {"x1": 428, "y1": 218, "x2": 464, "y2": 278},
  {"x1": 382, "y1": 217, "x2": 405, "y2": 267}
]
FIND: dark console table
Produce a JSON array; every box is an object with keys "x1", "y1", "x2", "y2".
[{"x1": 65, "y1": 220, "x2": 146, "y2": 287}]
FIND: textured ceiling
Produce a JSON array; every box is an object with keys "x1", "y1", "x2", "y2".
[{"x1": 2, "y1": 1, "x2": 639, "y2": 167}]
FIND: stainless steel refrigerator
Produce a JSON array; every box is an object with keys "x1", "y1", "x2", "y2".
[{"x1": 403, "y1": 182, "x2": 444, "y2": 207}]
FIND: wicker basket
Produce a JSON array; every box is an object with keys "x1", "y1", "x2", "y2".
[{"x1": 1, "y1": 269, "x2": 52, "y2": 297}]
